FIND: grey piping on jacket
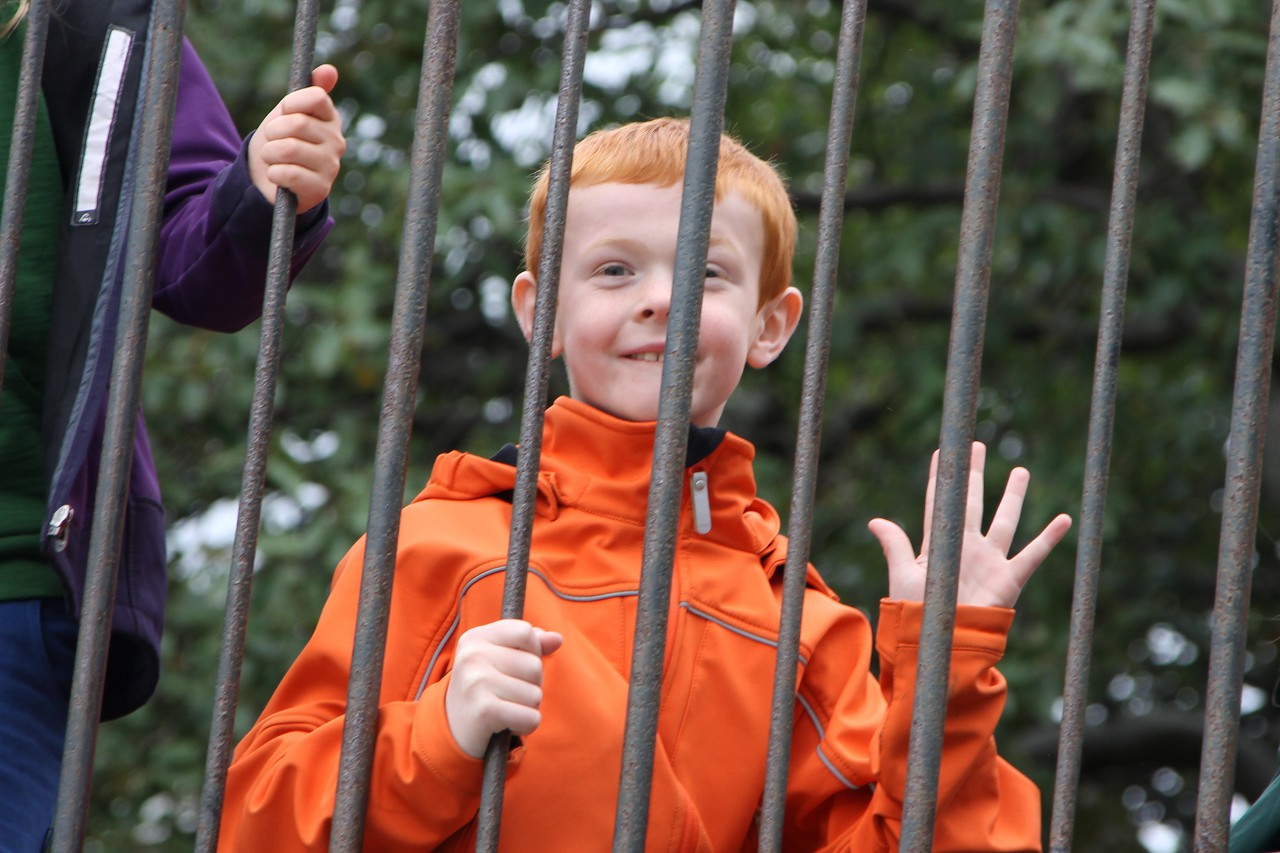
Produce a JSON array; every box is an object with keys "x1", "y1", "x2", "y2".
[
  {"x1": 411, "y1": 568, "x2": 863, "y2": 792},
  {"x1": 414, "y1": 565, "x2": 641, "y2": 701}
]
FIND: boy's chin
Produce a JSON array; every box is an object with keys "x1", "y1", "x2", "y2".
[
  {"x1": 574, "y1": 394, "x2": 724, "y2": 428},
  {"x1": 600, "y1": 402, "x2": 660, "y2": 424},
  {"x1": 567, "y1": 389, "x2": 657, "y2": 424}
]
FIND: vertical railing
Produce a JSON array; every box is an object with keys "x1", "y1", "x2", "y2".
[
  {"x1": 326, "y1": 2, "x2": 462, "y2": 849},
  {"x1": 610, "y1": 2, "x2": 737, "y2": 849},
  {"x1": 48, "y1": 1, "x2": 188, "y2": 849},
  {"x1": 757, "y1": 1, "x2": 867, "y2": 850},
  {"x1": 474, "y1": 1, "x2": 591, "y2": 849},
  {"x1": 1195, "y1": 0, "x2": 1280, "y2": 848},
  {"x1": 1048, "y1": 1, "x2": 1157, "y2": 849},
  {"x1": 192, "y1": 3, "x2": 321, "y2": 850},
  {"x1": 898, "y1": 0, "x2": 1021, "y2": 849},
  {"x1": 0, "y1": 0, "x2": 51, "y2": 399}
]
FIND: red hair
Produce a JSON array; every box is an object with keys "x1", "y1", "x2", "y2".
[{"x1": 524, "y1": 117, "x2": 797, "y2": 307}]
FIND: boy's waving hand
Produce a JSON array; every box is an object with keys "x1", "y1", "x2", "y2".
[{"x1": 868, "y1": 442, "x2": 1072, "y2": 608}]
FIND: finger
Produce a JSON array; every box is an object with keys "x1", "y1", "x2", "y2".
[
  {"x1": 310, "y1": 63, "x2": 339, "y2": 93},
  {"x1": 500, "y1": 702, "x2": 544, "y2": 738},
  {"x1": 489, "y1": 671, "x2": 545, "y2": 709},
  {"x1": 263, "y1": 163, "x2": 321, "y2": 191},
  {"x1": 473, "y1": 692, "x2": 543, "y2": 740},
  {"x1": 965, "y1": 441, "x2": 986, "y2": 532},
  {"x1": 262, "y1": 148, "x2": 343, "y2": 190},
  {"x1": 986, "y1": 466, "x2": 1029, "y2": 554},
  {"x1": 262, "y1": 165, "x2": 330, "y2": 211},
  {"x1": 868, "y1": 518, "x2": 919, "y2": 568},
  {"x1": 467, "y1": 619, "x2": 544, "y2": 654},
  {"x1": 452, "y1": 645, "x2": 543, "y2": 692},
  {"x1": 263, "y1": 148, "x2": 339, "y2": 181},
  {"x1": 278, "y1": 85, "x2": 341, "y2": 122},
  {"x1": 920, "y1": 450, "x2": 939, "y2": 557},
  {"x1": 260, "y1": 110, "x2": 343, "y2": 146},
  {"x1": 536, "y1": 629, "x2": 565, "y2": 657},
  {"x1": 484, "y1": 645, "x2": 549, "y2": 686},
  {"x1": 1006, "y1": 513, "x2": 1073, "y2": 589}
]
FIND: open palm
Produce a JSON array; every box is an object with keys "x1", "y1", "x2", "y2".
[{"x1": 868, "y1": 442, "x2": 1072, "y2": 608}]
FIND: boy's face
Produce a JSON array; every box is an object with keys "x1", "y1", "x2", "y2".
[{"x1": 513, "y1": 182, "x2": 801, "y2": 428}]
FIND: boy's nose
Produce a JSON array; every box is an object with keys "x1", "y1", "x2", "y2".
[{"x1": 637, "y1": 277, "x2": 673, "y2": 320}]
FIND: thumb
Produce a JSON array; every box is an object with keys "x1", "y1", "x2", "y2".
[
  {"x1": 310, "y1": 63, "x2": 339, "y2": 94},
  {"x1": 867, "y1": 518, "x2": 917, "y2": 568},
  {"x1": 536, "y1": 629, "x2": 565, "y2": 657}
]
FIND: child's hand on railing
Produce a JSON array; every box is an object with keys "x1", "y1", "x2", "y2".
[
  {"x1": 248, "y1": 64, "x2": 346, "y2": 215},
  {"x1": 444, "y1": 619, "x2": 564, "y2": 758}
]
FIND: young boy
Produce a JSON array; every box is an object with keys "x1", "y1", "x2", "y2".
[{"x1": 220, "y1": 117, "x2": 1071, "y2": 851}]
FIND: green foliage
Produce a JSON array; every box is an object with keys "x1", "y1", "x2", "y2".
[{"x1": 91, "y1": 0, "x2": 1280, "y2": 848}]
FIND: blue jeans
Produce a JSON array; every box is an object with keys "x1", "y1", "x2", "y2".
[{"x1": 0, "y1": 598, "x2": 77, "y2": 852}]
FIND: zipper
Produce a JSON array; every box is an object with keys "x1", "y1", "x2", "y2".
[{"x1": 690, "y1": 471, "x2": 711, "y2": 534}]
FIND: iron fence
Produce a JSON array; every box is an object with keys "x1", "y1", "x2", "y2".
[{"x1": 0, "y1": 0, "x2": 1274, "y2": 850}]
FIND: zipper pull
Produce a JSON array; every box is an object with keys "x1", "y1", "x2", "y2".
[
  {"x1": 690, "y1": 471, "x2": 711, "y2": 534},
  {"x1": 48, "y1": 504, "x2": 74, "y2": 553}
]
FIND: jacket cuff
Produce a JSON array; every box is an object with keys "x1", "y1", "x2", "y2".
[
  {"x1": 412, "y1": 673, "x2": 485, "y2": 798},
  {"x1": 876, "y1": 598, "x2": 1013, "y2": 659}
]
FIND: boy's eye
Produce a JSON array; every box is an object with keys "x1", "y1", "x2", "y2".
[{"x1": 599, "y1": 263, "x2": 629, "y2": 277}]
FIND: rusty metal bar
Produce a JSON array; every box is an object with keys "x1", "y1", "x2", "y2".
[
  {"x1": 192, "y1": 3, "x2": 320, "y2": 850},
  {"x1": 473, "y1": 1, "x2": 591, "y2": 849},
  {"x1": 49, "y1": 0, "x2": 188, "y2": 849},
  {"x1": 756, "y1": 2, "x2": 867, "y2": 850},
  {"x1": 327, "y1": 2, "x2": 462, "y2": 849},
  {"x1": 1194, "y1": 0, "x2": 1280, "y2": 847},
  {"x1": 611, "y1": 2, "x2": 737, "y2": 849},
  {"x1": 1047, "y1": 1, "x2": 1156, "y2": 849},
  {"x1": 0, "y1": 0, "x2": 50, "y2": 402},
  {"x1": 897, "y1": 0, "x2": 1020, "y2": 850}
]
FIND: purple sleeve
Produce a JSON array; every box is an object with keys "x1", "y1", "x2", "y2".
[{"x1": 150, "y1": 39, "x2": 334, "y2": 333}]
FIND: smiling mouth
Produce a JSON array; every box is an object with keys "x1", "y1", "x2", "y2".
[{"x1": 626, "y1": 352, "x2": 663, "y2": 363}]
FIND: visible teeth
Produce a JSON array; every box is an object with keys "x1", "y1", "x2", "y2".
[{"x1": 629, "y1": 352, "x2": 662, "y2": 362}]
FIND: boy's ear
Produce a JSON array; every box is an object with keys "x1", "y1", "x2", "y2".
[
  {"x1": 511, "y1": 271, "x2": 563, "y2": 355},
  {"x1": 747, "y1": 286, "x2": 803, "y2": 369}
]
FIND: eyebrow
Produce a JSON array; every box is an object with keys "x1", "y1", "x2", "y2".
[{"x1": 581, "y1": 236, "x2": 647, "y2": 255}]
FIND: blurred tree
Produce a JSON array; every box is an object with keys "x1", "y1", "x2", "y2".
[{"x1": 85, "y1": 0, "x2": 1280, "y2": 849}]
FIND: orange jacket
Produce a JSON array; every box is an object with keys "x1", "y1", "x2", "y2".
[{"x1": 220, "y1": 397, "x2": 1041, "y2": 851}]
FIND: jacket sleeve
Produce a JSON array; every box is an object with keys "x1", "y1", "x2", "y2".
[
  {"x1": 150, "y1": 39, "x2": 333, "y2": 333},
  {"x1": 783, "y1": 597, "x2": 1041, "y2": 852},
  {"x1": 220, "y1": 539, "x2": 493, "y2": 852}
]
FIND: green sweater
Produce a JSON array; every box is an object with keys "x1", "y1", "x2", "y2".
[{"x1": 0, "y1": 25, "x2": 67, "y2": 599}]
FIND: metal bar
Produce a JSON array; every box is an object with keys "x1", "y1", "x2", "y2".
[
  {"x1": 1047, "y1": 1, "x2": 1156, "y2": 849},
  {"x1": 327, "y1": 2, "x2": 462, "y2": 849},
  {"x1": 473, "y1": 1, "x2": 591, "y2": 849},
  {"x1": 0, "y1": 0, "x2": 51, "y2": 402},
  {"x1": 1194, "y1": 0, "x2": 1280, "y2": 847},
  {"x1": 897, "y1": 0, "x2": 1020, "y2": 849},
  {"x1": 756, "y1": 2, "x2": 867, "y2": 850},
  {"x1": 49, "y1": 0, "x2": 188, "y2": 849},
  {"x1": 611, "y1": 2, "x2": 737, "y2": 849},
  {"x1": 192, "y1": 3, "x2": 320, "y2": 850}
]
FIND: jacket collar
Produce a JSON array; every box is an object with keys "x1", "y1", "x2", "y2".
[{"x1": 420, "y1": 396, "x2": 783, "y2": 556}]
